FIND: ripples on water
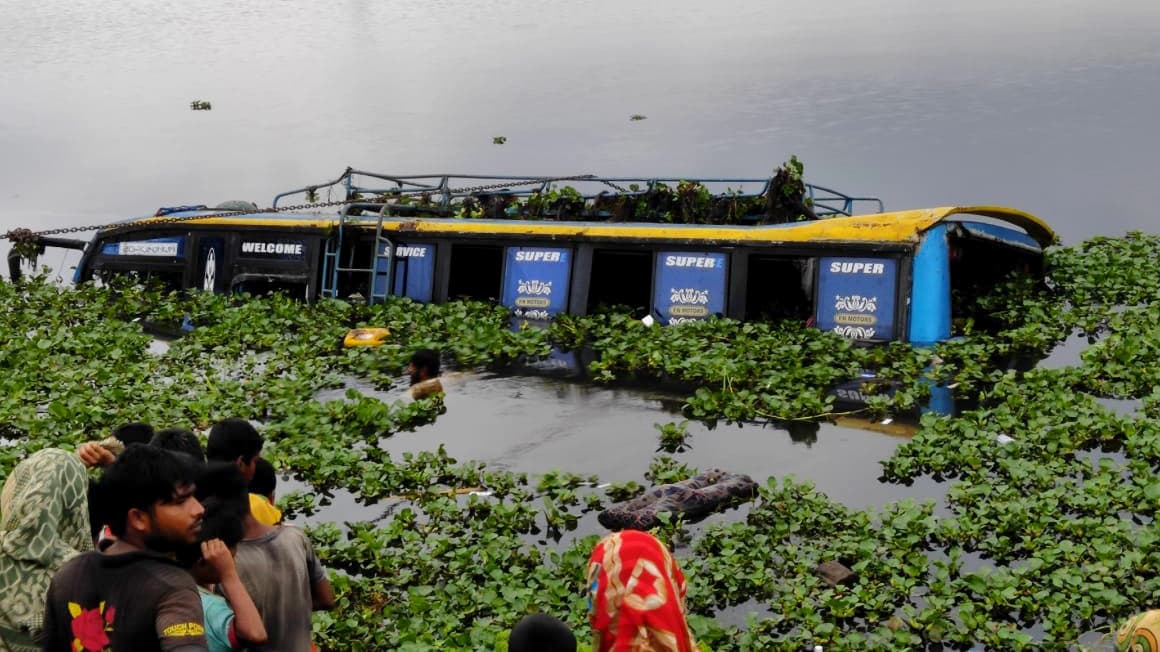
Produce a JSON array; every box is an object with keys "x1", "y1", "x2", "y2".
[{"x1": 1, "y1": 0, "x2": 1157, "y2": 238}]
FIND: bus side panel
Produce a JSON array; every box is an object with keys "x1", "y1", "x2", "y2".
[
  {"x1": 372, "y1": 242, "x2": 436, "y2": 302},
  {"x1": 907, "y1": 224, "x2": 951, "y2": 345},
  {"x1": 501, "y1": 246, "x2": 572, "y2": 321},
  {"x1": 653, "y1": 251, "x2": 728, "y2": 324},
  {"x1": 816, "y1": 256, "x2": 899, "y2": 341}
]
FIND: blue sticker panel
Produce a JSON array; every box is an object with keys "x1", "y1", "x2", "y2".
[
  {"x1": 197, "y1": 237, "x2": 226, "y2": 293},
  {"x1": 237, "y1": 238, "x2": 307, "y2": 261},
  {"x1": 816, "y1": 257, "x2": 898, "y2": 341},
  {"x1": 502, "y1": 247, "x2": 571, "y2": 321},
  {"x1": 372, "y1": 243, "x2": 436, "y2": 302},
  {"x1": 100, "y1": 236, "x2": 185, "y2": 258},
  {"x1": 653, "y1": 252, "x2": 727, "y2": 324}
]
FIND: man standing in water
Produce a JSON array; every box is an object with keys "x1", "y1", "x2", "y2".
[
  {"x1": 408, "y1": 348, "x2": 444, "y2": 399},
  {"x1": 42, "y1": 445, "x2": 208, "y2": 651}
]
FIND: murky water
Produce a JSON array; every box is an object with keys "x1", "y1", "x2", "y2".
[
  {"x1": 299, "y1": 371, "x2": 950, "y2": 528},
  {"x1": 2, "y1": 0, "x2": 1156, "y2": 523},
  {"x1": 1, "y1": 0, "x2": 1157, "y2": 244}
]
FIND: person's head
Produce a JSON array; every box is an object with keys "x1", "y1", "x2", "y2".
[
  {"x1": 206, "y1": 418, "x2": 263, "y2": 482},
  {"x1": 112, "y1": 422, "x2": 154, "y2": 446},
  {"x1": 508, "y1": 614, "x2": 576, "y2": 652},
  {"x1": 96, "y1": 444, "x2": 203, "y2": 552},
  {"x1": 177, "y1": 463, "x2": 249, "y2": 583},
  {"x1": 249, "y1": 457, "x2": 277, "y2": 502},
  {"x1": 586, "y1": 530, "x2": 697, "y2": 652},
  {"x1": 151, "y1": 428, "x2": 206, "y2": 463},
  {"x1": 407, "y1": 348, "x2": 441, "y2": 385}
]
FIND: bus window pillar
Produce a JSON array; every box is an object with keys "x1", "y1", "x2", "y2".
[{"x1": 908, "y1": 224, "x2": 951, "y2": 346}]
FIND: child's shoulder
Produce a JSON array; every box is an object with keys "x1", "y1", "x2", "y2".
[{"x1": 272, "y1": 524, "x2": 318, "y2": 551}]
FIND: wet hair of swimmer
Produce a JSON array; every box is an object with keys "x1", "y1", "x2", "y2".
[
  {"x1": 408, "y1": 348, "x2": 441, "y2": 385},
  {"x1": 507, "y1": 613, "x2": 576, "y2": 652}
]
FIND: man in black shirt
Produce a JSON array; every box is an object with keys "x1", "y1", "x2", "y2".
[{"x1": 42, "y1": 445, "x2": 208, "y2": 652}]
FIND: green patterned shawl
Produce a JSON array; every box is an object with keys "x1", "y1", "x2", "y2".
[{"x1": 0, "y1": 448, "x2": 93, "y2": 646}]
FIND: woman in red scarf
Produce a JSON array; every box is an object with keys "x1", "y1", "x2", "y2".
[{"x1": 586, "y1": 530, "x2": 699, "y2": 652}]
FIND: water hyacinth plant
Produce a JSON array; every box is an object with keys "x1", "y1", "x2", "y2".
[{"x1": 0, "y1": 232, "x2": 1154, "y2": 650}]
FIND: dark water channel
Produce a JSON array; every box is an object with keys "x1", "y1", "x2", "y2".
[{"x1": 294, "y1": 370, "x2": 948, "y2": 526}]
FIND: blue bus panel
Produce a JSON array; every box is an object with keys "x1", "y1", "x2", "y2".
[
  {"x1": 502, "y1": 247, "x2": 572, "y2": 321},
  {"x1": 653, "y1": 252, "x2": 727, "y2": 324},
  {"x1": 816, "y1": 257, "x2": 898, "y2": 341},
  {"x1": 374, "y1": 243, "x2": 436, "y2": 302}
]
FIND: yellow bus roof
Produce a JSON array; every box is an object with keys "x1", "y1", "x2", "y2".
[{"x1": 124, "y1": 205, "x2": 1056, "y2": 248}]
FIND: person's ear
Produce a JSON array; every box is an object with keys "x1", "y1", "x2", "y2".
[
  {"x1": 237, "y1": 456, "x2": 257, "y2": 481},
  {"x1": 127, "y1": 507, "x2": 152, "y2": 534}
]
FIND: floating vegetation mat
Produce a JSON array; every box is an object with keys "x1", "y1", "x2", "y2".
[{"x1": 0, "y1": 233, "x2": 1156, "y2": 650}]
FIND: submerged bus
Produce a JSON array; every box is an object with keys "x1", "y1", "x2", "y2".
[{"x1": 31, "y1": 169, "x2": 1056, "y2": 346}]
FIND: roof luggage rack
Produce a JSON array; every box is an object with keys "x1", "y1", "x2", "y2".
[{"x1": 273, "y1": 168, "x2": 883, "y2": 224}]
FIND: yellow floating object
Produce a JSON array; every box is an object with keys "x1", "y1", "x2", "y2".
[
  {"x1": 1117, "y1": 610, "x2": 1160, "y2": 652},
  {"x1": 343, "y1": 327, "x2": 391, "y2": 348}
]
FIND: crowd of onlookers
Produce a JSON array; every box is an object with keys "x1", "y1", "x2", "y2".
[
  {"x1": 0, "y1": 411, "x2": 704, "y2": 652},
  {"x1": 0, "y1": 419, "x2": 333, "y2": 652},
  {"x1": 4, "y1": 404, "x2": 1160, "y2": 651}
]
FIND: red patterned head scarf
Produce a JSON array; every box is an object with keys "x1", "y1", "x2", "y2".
[{"x1": 586, "y1": 530, "x2": 698, "y2": 652}]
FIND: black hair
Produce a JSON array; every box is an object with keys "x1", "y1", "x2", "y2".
[
  {"x1": 96, "y1": 444, "x2": 200, "y2": 538},
  {"x1": 250, "y1": 457, "x2": 277, "y2": 497},
  {"x1": 112, "y1": 422, "x2": 154, "y2": 446},
  {"x1": 151, "y1": 428, "x2": 206, "y2": 463},
  {"x1": 194, "y1": 461, "x2": 249, "y2": 508},
  {"x1": 176, "y1": 462, "x2": 249, "y2": 568},
  {"x1": 88, "y1": 478, "x2": 103, "y2": 540},
  {"x1": 508, "y1": 614, "x2": 576, "y2": 652},
  {"x1": 409, "y1": 348, "x2": 441, "y2": 376},
  {"x1": 205, "y1": 418, "x2": 263, "y2": 464}
]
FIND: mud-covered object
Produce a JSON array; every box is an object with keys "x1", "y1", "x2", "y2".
[
  {"x1": 1116, "y1": 609, "x2": 1160, "y2": 652},
  {"x1": 598, "y1": 469, "x2": 758, "y2": 531}
]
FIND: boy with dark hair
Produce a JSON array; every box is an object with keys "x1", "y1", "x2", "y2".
[
  {"x1": 152, "y1": 428, "x2": 207, "y2": 463},
  {"x1": 205, "y1": 419, "x2": 336, "y2": 650},
  {"x1": 42, "y1": 445, "x2": 208, "y2": 651},
  {"x1": 177, "y1": 464, "x2": 267, "y2": 652},
  {"x1": 205, "y1": 420, "x2": 277, "y2": 525},
  {"x1": 247, "y1": 458, "x2": 282, "y2": 526},
  {"x1": 206, "y1": 419, "x2": 263, "y2": 483}
]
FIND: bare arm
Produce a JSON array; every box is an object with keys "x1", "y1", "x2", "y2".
[
  {"x1": 311, "y1": 576, "x2": 336, "y2": 611},
  {"x1": 202, "y1": 540, "x2": 267, "y2": 647}
]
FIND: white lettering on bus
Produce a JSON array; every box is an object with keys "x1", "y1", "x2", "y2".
[
  {"x1": 241, "y1": 241, "x2": 304, "y2": 256},
  {"x1": 828, "y1": 261, "x2": 886, "y2": 275},
  {"x1": 514, "y1": 251, "x2": 562, "y2": 262},
  {"x1": 394, "y1": 246, "x2": 427, "y2": 258},
  {"x1": 664, "y1": 255, "x2": 717, "y2": 269}
]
